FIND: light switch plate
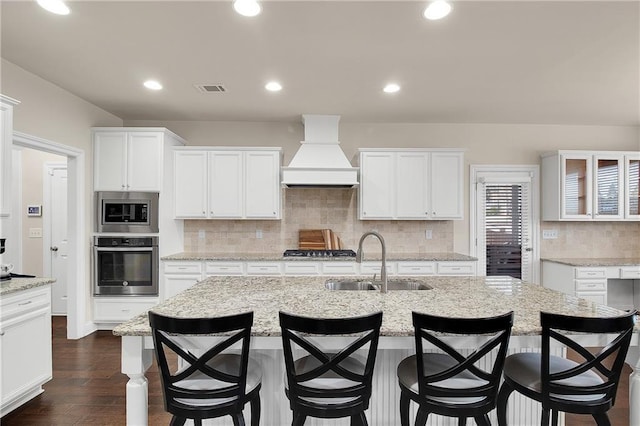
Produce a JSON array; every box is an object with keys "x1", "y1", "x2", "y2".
[
  {"x1": 425, "y1": 229, "x2": 433, "y2": 240},
  {"x1": 542, "y1": 229, "x2": 558, "y2": 239},
  {"x1": 256, "y1": 229, "x2": 263, "y2": 239},
  {"x1": 198, "y1": 229, "x2": 205, "y2": 239},
  {"x1": 29, "y1": 228, "x2": 43, "y2": 238}
]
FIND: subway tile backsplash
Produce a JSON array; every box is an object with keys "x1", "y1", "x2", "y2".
[{"x1": 183, "y1": 188, "x2": 453, "y2": 253}]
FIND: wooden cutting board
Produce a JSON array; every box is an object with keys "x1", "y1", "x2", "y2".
[{"x1": 299, "y1": 229, "x2": 342, "y2": 250}]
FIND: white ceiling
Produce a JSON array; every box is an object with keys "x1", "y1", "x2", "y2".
[{"x1": 1, "y1": 1, "x2": 639, "y2": 125}]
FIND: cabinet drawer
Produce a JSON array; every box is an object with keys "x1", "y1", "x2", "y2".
[
  {"x1": 284, "y1": 263, "x2": 321, "y2": 276},
  {"x1": 437, "y1": 262, "x2": 476, "y2": 275},
  {"x1": 93, "y1": 298, "x2": 158, "y2": 322},
  {"x1": 164, "y1": 262, "x2": 203, "y2": 274},
  {"x1": 574, "y1": 268, "x2": 606, "y2": 279},
  {"x1": 575, "y1": 291, "x2": 607, "y2": 305},
  {"x1": 359, "y1": 262, "x2": 396, "y2": 276},
  {"x1": 620, "y1": 266, "x2": 640, "y2": 279},
  {"x1": 246, "y1": 262, "x2": 282, "y2": 276},
  {"x1": 205, "y1": 262, "x2": 244, "y2": 276},
  {"x1": 322, "y1": 262, "x2": 358, "y2": 276},
  {"x1": 575, "y1": 279, "x2": 607, "y2": 291},
  {"x1": 397, "y1": 262, "x2": 436, "y2": 275},
  {"x1": 1, "y1": 286, "x2": 51, "y2": 320}
]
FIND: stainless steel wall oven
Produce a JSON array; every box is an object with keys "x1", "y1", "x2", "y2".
[
  {"x1": 96, "y1": 191, "x2": 159, "y2": 233},
  {"x1": 93, "y1": 236, "x2": 159, "y2": 296}
]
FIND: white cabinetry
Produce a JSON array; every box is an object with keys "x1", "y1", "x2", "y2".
[
  {"x1": 174, "y1": 148, "x2": 282, "y2": 219},
  {"x1": 542, "y1": 262, "x2": 608, "y2": 305},
  {"x1": 93, "y1": 128, "x2": 185, "y2": 192},
  {"x1": 1, "y1": 285, "x2": 52, "y2": 416},
  {"x1": 541, "y1": 150, "x2": 637, "y2": 221},
  {"x1": 0, "y1": 95, "x2": 19, "y2": 218},
  {"x1": 359, "y1": 149, "x2": 464, "y2": 220},
  {"x1": 93, "y1": 297, "x2": 158, "y2": 326},
  {"x1": 163, "y1": 261, "x2": 203, "y2": 299}
]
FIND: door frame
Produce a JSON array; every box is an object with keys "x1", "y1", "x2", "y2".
[
  {"x1": 469, "y1": 165, "x2": 541, "y2": 284},
  {"x1": 13, "y1": 131, "x2": 91, "y2": 339},
  {"x1": 43, "y1": 162, "x2": 68, "y2": 314}
]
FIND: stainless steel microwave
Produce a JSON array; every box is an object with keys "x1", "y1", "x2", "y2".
[{"x1": 96, "y1": 191, "x2": 159, "y2": 233}]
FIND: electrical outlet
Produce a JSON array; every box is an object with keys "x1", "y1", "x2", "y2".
[
  {"x1": 542, "y1": 229, "x2": 558, "y2": 239},
  {"x1": 29, "y1": 228, "x2": 43, "y2": 238},
  {"x1": 198, "y1": 229, "x2": 205, "y2": 240},
  {"x1": 425, "y1": 229, "x2": 433, "y2": 240},
  {"x1": 256, "y1": 229, "x2": 263, "y2": 239}
]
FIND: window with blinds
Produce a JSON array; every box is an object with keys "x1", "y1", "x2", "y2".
[{"x1": 485, "y1": 185, "x2": 522, "y2": 279}]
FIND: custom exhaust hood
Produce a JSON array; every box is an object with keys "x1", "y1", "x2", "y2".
[{"x1": 281, "y1": 114, "x2": 359, "y2": 188}]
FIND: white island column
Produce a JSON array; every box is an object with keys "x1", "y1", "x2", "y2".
[{"x1": 122, "y1": 336, "x2": 153, "y2": 426}]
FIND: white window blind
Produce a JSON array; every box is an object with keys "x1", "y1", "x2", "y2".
[
  {"x1": 484, "y1": 183, "x2": 531, "y2": 280},
  {"x1": 596, "y1": 159, "x2": 619, "y2": 215}
]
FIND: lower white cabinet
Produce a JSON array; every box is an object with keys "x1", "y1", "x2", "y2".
[
  {"x1": 246, "y1": 262, "x2": 282, "y2": 276},
  {"x1": 542, "y1": 262, "x2": 609, "y2": 306},
  {"x1": 93, "y1": 297, "x2": 158, "y2": 326},
  {"x1": 163, "y1": 261, "x2": 204, "y2": 299},
  {"x1": 1, "y1": 285, "x2": 52, "y2": 416}
]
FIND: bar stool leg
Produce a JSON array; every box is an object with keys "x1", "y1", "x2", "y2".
[{"x1": 400, "y1": 391, "x2": 411, "y2": 426}]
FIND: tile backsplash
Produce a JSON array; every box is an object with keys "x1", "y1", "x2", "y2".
[
  {"x1": 540, "y1": 221, "x2": 640, "y2": 258},
  {"x1": 184, "y1": 188, "x2": 453, "y2": 253}
]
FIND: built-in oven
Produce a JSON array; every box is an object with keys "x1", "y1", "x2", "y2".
[
  {"x1": 93, "y1": 236, "x2": 159, "y2": 296},
  {"x1": 96, "y1": 191, "x2": 159, "y2": 233}
]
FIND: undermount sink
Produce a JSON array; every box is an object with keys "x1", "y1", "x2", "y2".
[{"x1": 324, "y1": 279, "x2": 433, "y2": 291}]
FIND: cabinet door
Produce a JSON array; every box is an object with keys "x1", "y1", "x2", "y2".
[
  {"x1": 245, "y1": 151, "x2": 281, "y2": 218},
  {"x1": 593, "y1": 154, "x2": 623, "y2": 219},
  {"x1": 396, "y1": 152, "x2": 429, "y2": 219},
  {"x1": 359, "y1": 152, "x2": 395, "y2": 219},
  {"x1": 625, "y1": 153, "x2": 640, "y2": 219},
  {"x1": 560, "y1": 154, "x2": 592, "y2": 219},
  {"x1": 209, "y1": 151, "x2": 243, "y2": 218},
  {"x1": 430, "y1": 151, "x2": 464, "y2": 219},
  {"x1": 1, "y1": 307, "x2": 52, "y2": 407},
  {"x1": 174, "y1": 151, "x2": 208, "y2": 218},
  {"x1": 0, "y1": 99, "x2": 15, "y2": 217},
  {"x1": 94, "y1": 131, "x2": 127, "y2": 191},
  {"x1": 164, "y1": 275, "x2": 201, "y2": 300},
  {"x1": 127, "y1": 132, "x2": 163, "y2": 191}
]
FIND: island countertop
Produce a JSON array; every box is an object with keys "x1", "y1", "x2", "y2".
[
  {"x1": 113, "y1": 275, "x2": 631, "y2": 338},
  {"x1": 161, "y1": 252, "x2": 477, "y2": 262},
  {"x1": 0, "y1": 277, "x2": 56, "y2": 297}
]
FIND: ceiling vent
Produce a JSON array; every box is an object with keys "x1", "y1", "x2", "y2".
[{"x1": 194, "y1": 84, "x2": 227, "y2": 93}]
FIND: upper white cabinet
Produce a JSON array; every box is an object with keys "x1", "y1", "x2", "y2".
[
  {"x1": 541, "y1": 150, "x2": 637, "y2": 221},
  {"x1": 93, "y1": 128, "x2": 185, "y2": 192},
  {"x1": 0, "y1": 95, "x2": 19, "y2": 218},
  {"x1": 359, "y1": 149, "x2": 464, "y2": 220},
  {"x1": 174, "y1": 147, "x2": 282, "y2": 219}
]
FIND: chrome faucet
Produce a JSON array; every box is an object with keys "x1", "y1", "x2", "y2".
[{"x1": 356, "y1": 231, "x2": 387, "y2": 294}]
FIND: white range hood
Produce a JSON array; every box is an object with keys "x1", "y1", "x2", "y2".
[{"x1": 281, "y1": 114, "x2": 359, "y2": 187}]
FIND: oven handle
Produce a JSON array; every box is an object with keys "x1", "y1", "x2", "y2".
[{"x1": 94, "y1": 247, "x2": 155, "y2": 252}]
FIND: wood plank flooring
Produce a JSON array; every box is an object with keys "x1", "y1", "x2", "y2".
[{"x1": 0, "y1": 316, "x2": 633, "y2": 425}]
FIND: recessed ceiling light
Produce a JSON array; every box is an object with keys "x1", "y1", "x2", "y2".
[
  {"x1": 424, "y1": 0, "x2": 452, "y2": 20},
  {"x1": 265, "y1": 81, "x2": 282, "y2": 92},
  {"x1": 233, "y1": 0, "x2": 261, "y2": 17},
  {"x1": 37, "y1": 0, "x2": 70, "y2": 15},
  {"x1": 383, "y1": 83, "x2": 401, "y2": 94},
  {"x1": 143, "y1": 80, "x2": 163, "y2": 90}
]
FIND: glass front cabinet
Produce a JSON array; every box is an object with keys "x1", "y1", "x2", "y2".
[{"x1": 542, "y1": 150, "x2": 638, "y2": 221}]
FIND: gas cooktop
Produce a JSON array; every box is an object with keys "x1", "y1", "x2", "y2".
[{"x1": 283, "y1": 249, "x2": 356, "y2": 258}]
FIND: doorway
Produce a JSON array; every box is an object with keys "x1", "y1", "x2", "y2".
[
  {"x1": 44, "y1": 163, "x2": 68, "y2": 315},
  {"x1": 13, "y1": 131, "x2": 89, "y2": 339},
  {"x1": 470, "y1": 165, "x2": 540, "y2": 284}
]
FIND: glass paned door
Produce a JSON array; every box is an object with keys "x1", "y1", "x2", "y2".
[
  {"x1": 564, "y1": 158, "x2": 589, "y2": 216},
  {"x1": 627, "y1": 157, "x2": 640, "y2": 217},
  {"x1": 594, "y1": 156, "x2": 622, "y2": 218}
]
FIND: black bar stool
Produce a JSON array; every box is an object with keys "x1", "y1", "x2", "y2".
[
  {"x1": 148, "y1": 311, "x2": 262, "y2": 426},
  {"x1": 497, "y1": 310, "x2": 636, "y2": 426},
  {"x1": 279, "y1": 311, "x2": 383, "y2": 426},
  {"x1": 397, "y1": 311, "x2": 514, "y2": 426}
]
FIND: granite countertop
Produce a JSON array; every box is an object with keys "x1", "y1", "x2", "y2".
[
  {"x1": 0, "y1": 277, "x2": 56, "y2": 297},
  {"x1": 542, "y1": 258, "x2": 640, "y2": 267},
  {"x1": 161, "y1": 252, "x2": 477, "y2": 262},
  {"x1": 113, "y1": 275, "x2": 630, "y2": 338}
]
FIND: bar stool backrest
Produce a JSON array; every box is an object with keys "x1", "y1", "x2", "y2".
[
  {"x1": 412, "y1": 311, "x2": 514, "y2": 402},
  {"x1": 149, "y1": 311, "x2": 254, "y2": 415},
  {"x1": 540, "y1": 310, "x2": 637, "y2": 409}
]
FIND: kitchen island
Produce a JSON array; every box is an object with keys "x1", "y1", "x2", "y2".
[{"x1": 114, "y1": 275, "x2": 640, "y2": 426}]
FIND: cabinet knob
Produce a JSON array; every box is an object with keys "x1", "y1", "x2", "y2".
[
  {"x1": 0, "y1": 330, "x2": 4, "y2": 336},
  {"x1": 121, "y1": 184, "x2": 125, "y2": 188}
]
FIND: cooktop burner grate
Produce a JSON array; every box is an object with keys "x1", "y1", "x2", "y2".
[{"x1": 283, "y1": 249, "x2": 356, "y2": 258}]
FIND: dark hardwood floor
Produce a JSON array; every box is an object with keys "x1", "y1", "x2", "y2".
[{"x1": 0, "y1": 316, "x2": 633, "y2": 425}]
